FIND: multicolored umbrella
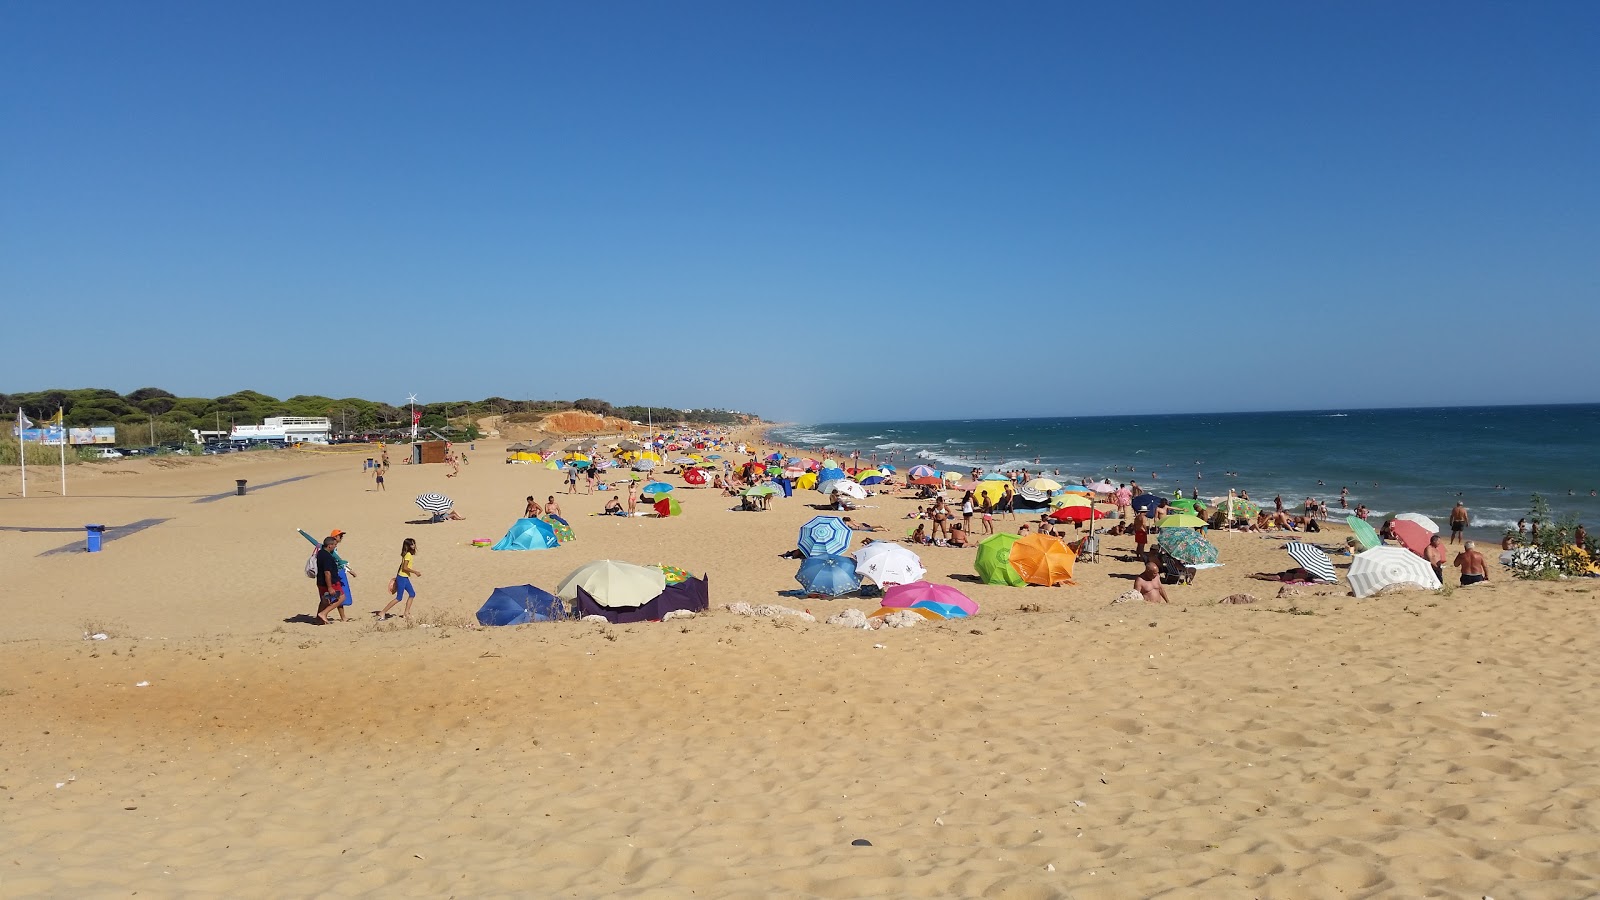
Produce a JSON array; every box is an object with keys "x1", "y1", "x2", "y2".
[
  {"x1": 1348, "y1": 546, "x2": 1440, "y2": 597},
  {"x1": 799, "y1": 516, "x2": 853, "y2": 557},
  {"x1": 881, "y1": 581, "x2": 977, "y2": 619},
  {"x1": 653, "y1": 564, "x2": 690, "y2": 584},
  {"x1": 1211, "y1": 496, "x2": 1261, "y2": 520},
  {"x1": 854, "y1": 469, "x2": 885, "y2": 482},
  {"x1": 853, "y1": 542, "x2": 926, "y2": 587},
  {"x1": 981, "y1": 473, "x2": 1010, "y2": 482},
  {"x1": 796, "y1": 554, "x2": 862, "y2": 596},
  {"x1": 1346, "y1": 515, "x2": 1381, "y2": 551},
  {"x1": 909, "y1": 465, "x2": 938, "y2": 478},
  {"x1": 1157, "y1": 527, "x2": 1219, "y2": 565},
  {"x1": 654, "y1": 496, "x2": 682, "y2": 517}
]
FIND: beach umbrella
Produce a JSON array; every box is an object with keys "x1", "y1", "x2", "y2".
[
  {"x1": 1346, "y1": 515, "x2": 1382, "y2": 551},
  {"x1": 794, "y1": 472, "x2": 818, "y2": 490},
  {"x1": 1130, "y1": 494, "x2": 1165, "y2": 515},
  {"x1": 1051, "y1": 493, "x2": 1094, "y2": 509},
  {"x1": 1009, "y1": 534, "x2": 1077, "y2": 586},
  {"x1": 1394, "y1": 513, "x2": 1440, "y2": 534},
  {"x1": 1050, "y1": 505, "x2": 1106, "y2": 523},
  {"x1": 974, "y1": 533, "x2": 1026, "y2": 587},
  {"x1": 972, "y1": 481, "x2": 1008, "y2": 506},
  {"x1": 673, "y1": 456, "x2": 698, "y2": 465},
  {"x1": 909, "y1": 476, "x2": 943, "y2": 488},
  {"x1": 555, "y1": 560, "x2": 667, "y2": 606},
  {"x1": 854, "y1": 469, "x2": 884, "y2": 482},
  {"x1": 878, "y1": 465, "x2": 896, "y2": 474},
  {"x1": 617, "y1": 440, "x2": 642, "y2": 452},
  {"x1": 564, "y1": 452, "x2": 590, "y2": 463},
  {"x1": 1348, "y1": 546, "x2": 1441, "y2": 598},
  {"x1": 641, "y1": 481, "x2": 674, "y2": 496},
  {"x1": 1014, "y1": 485, "x2": 1050, "y2": 505},
  {"x1": 1025, "y1": 477, "x2": 1062, "y2": 492},
  {"x1": 654, "y1": 496, "x2": 682, "y2": 517},
  {"x1": 830, "y1": 480, "x2": 868, "y2": 499},
  {"x1": 491, "y1": 517, "x2": 559, "y2": 551},
  {"x1": 1157, "y1": 528, "x2": 1219, "y2": 565},
  {"x1": 816, "y1": 467, "x2": 846, "y2": 484},
  {"x1": 654, "y1": 564, "x2": 690, "y2": 584},
  {"x1": 796, "y1": 554, "x2": 862, "y2": 597},
  {"x1": 544, "y1": 460, "x2": 560, "y2": 470},
  {"x1": 1211, "y1": 496, "x2": 1261, "y2": 520},
  {"x1": 1084, "y1": 480, "x2": 1116, "y2": 494},
  {"x1": 1157, "y1": 513, "x2": 1208, "y2": 528},
  {"x1": 822, "y1": 459, "x2": 841, "y2": 470},
  {"x1": 853, "y1": 542, "x2": 926, "y2": 587},
  {"x1": 1389, "y1": 520, "x2": 1432, "y2": 556},
  {"x1": 682, "y1": 467, "x2": 707, "y2": 486},
  {"x1": 799, "y1": 516, "x2": 853, "y2": 557},
  {"x1": 1284, "y1": 541, "x2": 1338, "y2": 584},
  {"x1": 741, "y1": 484, "x2": 778, "y2": 497},
  {"x1": 981, "y1": 473, "x2": 1010, "y2": 481},
  {"x1": 882, "y1": 582, "x2": 978, "y2": 618},
  {"x1": 908, "y1": 465, "x2": 938, "y2": 478},
  {"x1": 1169, "y1": 498, "x2": 1201, "y2": 513},
  {"x1": 942, "y1": 471, "x2": 964, "y2": 484},
  {"x1": 632, "y1": 459, "x2": 657, "y2": 472},
  {"x1": 476, "y1": 585, "x2": 565, "y2": 626},
  {"x1": 566, "y1": 459, "x2": 592, "y2": 469},
  {"x1": 415, "y1": 493, "x2": 452, "y2": 514}
]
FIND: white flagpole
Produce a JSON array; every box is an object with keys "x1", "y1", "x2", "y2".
[
  {"x1": 59, "y1": 409, "x2": 67, "y2": 497},
  {"x1": 17, "y1": 408, "x2": 27, "y2": 499}
]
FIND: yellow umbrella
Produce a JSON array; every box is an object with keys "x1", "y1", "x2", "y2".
[
  {"x1": 942, "y1": 471, "x2": 964, "y2": 484},
  {"x1": 972, "y1": 481, "x2": 1008, "y2": 505},
  {"x1": 1025, "y1": 477, "x2": 1062, "y2": 492},
  {"x1": 1051, "y1": 493, "x2": 1093, "y2": 509},
  {"x1": 1158, "y1": 513, "x2": 1208, "y2": 528},
  {"x1": 795, "y1": 472, "x2": 818, "y2": 490},
  {"x1": 565, "y1": 452, "x2": 590, "y2": 462}
]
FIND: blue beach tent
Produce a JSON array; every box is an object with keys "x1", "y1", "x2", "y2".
[{"x1": 491, "y1": 517, "x2": 559, "y2": 551}]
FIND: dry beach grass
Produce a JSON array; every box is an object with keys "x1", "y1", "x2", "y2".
[{"x1": 2, "y1": 439, "x2": 1597, "y2": 897}]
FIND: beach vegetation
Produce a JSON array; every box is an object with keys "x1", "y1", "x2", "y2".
[{"x1": 1506, "y1": 493, "x2": 1590, "y2": 579}]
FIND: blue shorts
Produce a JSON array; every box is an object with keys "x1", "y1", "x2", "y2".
[{"x1": 394, "y1": 576, "x2": 416, "y2": 601}]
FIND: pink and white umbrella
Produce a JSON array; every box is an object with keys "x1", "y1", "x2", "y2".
[{"x1": 1394, "y1": 513, "x2": 1440, "y2": 534}]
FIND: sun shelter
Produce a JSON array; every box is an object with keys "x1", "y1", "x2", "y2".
[
  {"x1": 1346, "y1": 516, "x2": 1382, "y2": 551},
  {"x1": 654, "y1": 496, "x2": 682, "y2": 517},
  {"x1": 477, "y1": 585, "x2": 565, "y2": 625},
  {"x1": 557, "y1": 560, "x2": 667, "y2": 606},
  {"x1": 853, "y1": 542, "x2": 926, "y2": 587},
  {"x1": 491, "y1": 518, "x2": 559, "y2": 551},
  {"x1": 881, "y1": 581, "x2": 978, "y2": 619},
  {"x1": 974, "y1": 533, "x2": 1026, "y2": 586},
  {"x1": 1284, "y1": 541, "x2": 1339, "y2": 583},
  {"x1": 1009, "y1": 533, "x2": 1077, "y2": 586},
  {"x1": 682, "y1": 467, "x2": 707, "y2": 486},
  {"x1": 1348, "y1": 546, "x2": 1441, "y2": 597},
  {"x1": 574, "y1": 575, "x2": 710, "y2": 624},
  {"x1": 1390, "y1": 520, "x2": 1431, "y2": 556},
  {"x1": 800, "y1": 515, "x2": 853, "y2": 557},
  {"x1": 796, "y1": 554, "x2": 862, "y2": 596}
]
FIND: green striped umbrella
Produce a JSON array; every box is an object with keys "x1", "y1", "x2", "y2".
[{"x1": 1346, "y1": 515, "x2": 1381, "y2": 551}]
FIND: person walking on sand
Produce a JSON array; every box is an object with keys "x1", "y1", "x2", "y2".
[
  {"x1": 314, "y1": 536, "x2": 343, "y2": 625},
  {"x1": 377, "y1": 538, "x2": 421, "y2": 620},
  {"x1": 373, "y1": 463, "x2": 386, "y2": 492},
  {"x1": 1449, "y1": 501, "x2": 1469, "y2": 544},
  {"x1": 1453, "y1": 540, "x2": 1488, "y2": 586},
  {"x1": 1425, "y1": 534, "x2": 1447, "y2": 584}
]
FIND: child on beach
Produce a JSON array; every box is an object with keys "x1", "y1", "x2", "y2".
[{"x1": 378, "y1": 538, "x2": 421, "y2": 619}]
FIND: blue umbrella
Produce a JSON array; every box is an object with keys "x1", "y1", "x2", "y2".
[
  {"x1": 1130, "y1": 494, "x2": 1166, "y2": 515},
  {"x1": 641, "y1": 481, "x2": 674, "y2": 496},
  {"x1": 859, "y1": 475, "x2": 885, "y2": 485},
  {"x1": 799, "y1": 515, "x2": 853, "y2": 556},
  {"x1": 814, "y1": 471, "x2": 847, "y2": 492},
  {"x1": 476, "y1": 584, "x2": 565, "y2": 626},
  {"x1": 565, "y1": 459, "x2": 591, "y2": 469},
  {"x1": 981, "y1": 473, "x2": 1009, "y2": 481},
  {"x1": 796, "y1": 554, "x2": 862, "y2": 597}
]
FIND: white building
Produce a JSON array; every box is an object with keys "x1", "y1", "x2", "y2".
[{"x1": 230, "y1": 416, "x2": 333, "y2": 444}]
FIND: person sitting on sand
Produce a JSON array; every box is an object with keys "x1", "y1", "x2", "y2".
[
  {"x1": 430, "y1": 509, "x2": 465, "y2": 523},
  {"x1": 947, "y1": 522, "x2": 972, "y2": 547},
  {"x1": 1133, "y1": 559, "x2": 1169, "y2": 603},
  {"x1": 1454, "y1": 541, "x2": 1489, "y2": 586},
  {"x1": 842, "y1": 517, "x2": 885, "y2": 532},
  {"x1": 909, "y1": 523, "x2": 929, "y2": 545},
  {"x1": 602, "y1": 496, "x2": 626, "y2": 516},
  {"x1": 544, "y1": 496, "x2": 566, "y2": 523}
]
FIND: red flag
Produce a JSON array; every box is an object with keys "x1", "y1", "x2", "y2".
[{"x1": 412, "y1": 409, "x2": 422, "y2": 424}]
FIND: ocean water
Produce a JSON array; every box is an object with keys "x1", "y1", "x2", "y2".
[{"x1": 769, "y1": 405, "x2": 1600, "y2": 537}]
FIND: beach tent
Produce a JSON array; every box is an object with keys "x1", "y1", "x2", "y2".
[
  {"x1": 853, "y1": 542, "x2": 926, "y2": 587},
  {"x1": 574, "y1": 575, "x2": 710, "y2": 624},
  {"x1": 491, "y1": 518, "x2": 559, "y2": 551},
  {"x1": 881, "y1": 581, "x2": 977, "y2": 619},
  {"x1": 796, "y1": 554, "x2": 862, "y2": 596},
  {"x1": 476, "y1": 584, "x2": 565, "y2": 625},
  {"x1": 1348, "y1": 546, "x2": 1440, "y2": 597}
]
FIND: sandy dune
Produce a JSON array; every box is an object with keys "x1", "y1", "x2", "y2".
[{"x1": 2, "y1": 440, "x2": 1596, "y2": 897}]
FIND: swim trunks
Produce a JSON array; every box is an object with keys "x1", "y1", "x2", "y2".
[{"x1": 1460, "y1": 573, "x2": 1486, "y2": 586}]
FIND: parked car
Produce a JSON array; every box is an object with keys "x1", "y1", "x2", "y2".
[{"x1": 94, "y1": 448, "x2": 124, "y2": 460}]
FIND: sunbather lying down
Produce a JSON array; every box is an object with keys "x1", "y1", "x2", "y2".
[
  {"x1": 431, "y1": 509, "x2": 466, "y2": 522},
  {"x1": 842, "y1": 517, "x2": 884, "y2": 532},
  {"x1": 1248, "y1": 567, "x2": 1321, "y2": 583}
]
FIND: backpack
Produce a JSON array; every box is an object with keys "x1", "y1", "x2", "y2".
[{"x1": 305, "y1": 551, "x2": 320, "y2": 579}]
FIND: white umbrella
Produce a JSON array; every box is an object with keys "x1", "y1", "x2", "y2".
[
  {"x1": 1348, "y1": 546, "x2": 1441, "y2": 598},
  {"x1": 1394, "y1": 513, "x2": 1440, "y2": 534},
  {"x1": 1084, "y1": 480, "x2": 1116, "y2": 494},
  {"x1": 556, "y1": 560, "x2": 667, "y2": 607},
  {"x1": 853, "y1": 542, "x2": 926, "y2": 588},
  {"x1": 830, "y1": 480, "x2": 868, "y2": 499}
]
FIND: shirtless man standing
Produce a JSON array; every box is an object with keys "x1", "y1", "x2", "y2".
[
  {"x1": 1453, "y1": 540, "x2": 1488, "y2": 586},
  {"x1": 1133, "y1": 560, "x2": 1169, "y2": 603},
  {"x1": 1449, "y1": 501, "x2": 1469, "y2": 545}
]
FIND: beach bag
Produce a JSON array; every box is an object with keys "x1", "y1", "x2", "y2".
[
  {"x1": 304, "y1": 552, "x2": 319, "y2": 579},
  {"x1": 387, "y1": 576, "x2": 398, "y2": 595}
]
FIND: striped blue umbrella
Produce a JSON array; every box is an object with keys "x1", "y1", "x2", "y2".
[{"x1": 799, "y1": 516, "x2": 852, "y2": 557}]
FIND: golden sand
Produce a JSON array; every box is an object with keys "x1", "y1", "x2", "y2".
[{"x1": 2, "y1": 439, "x2": 1596, "y2": 897}]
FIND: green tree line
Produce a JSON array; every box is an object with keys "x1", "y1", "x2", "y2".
[{"x1": 1, "y1": 388, "x2": 758, "y2": 434}]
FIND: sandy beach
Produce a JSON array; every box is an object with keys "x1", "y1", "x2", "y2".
[{"x1": 2, "y1": 438, "x2": 1597, "y2": 897}]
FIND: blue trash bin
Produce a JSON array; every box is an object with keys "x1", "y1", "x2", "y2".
[{"x1": 85, "y1": 524, "x2": 106, "y2": 552}]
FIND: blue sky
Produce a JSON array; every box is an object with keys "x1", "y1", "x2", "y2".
[{"x1": 4, "y1": 2, "x2": 1596, "y2": 422}]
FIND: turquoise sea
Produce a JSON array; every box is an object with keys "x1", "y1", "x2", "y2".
[{"x1": 769, "y1": 405, "x2": 1600, "y2": 538}]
